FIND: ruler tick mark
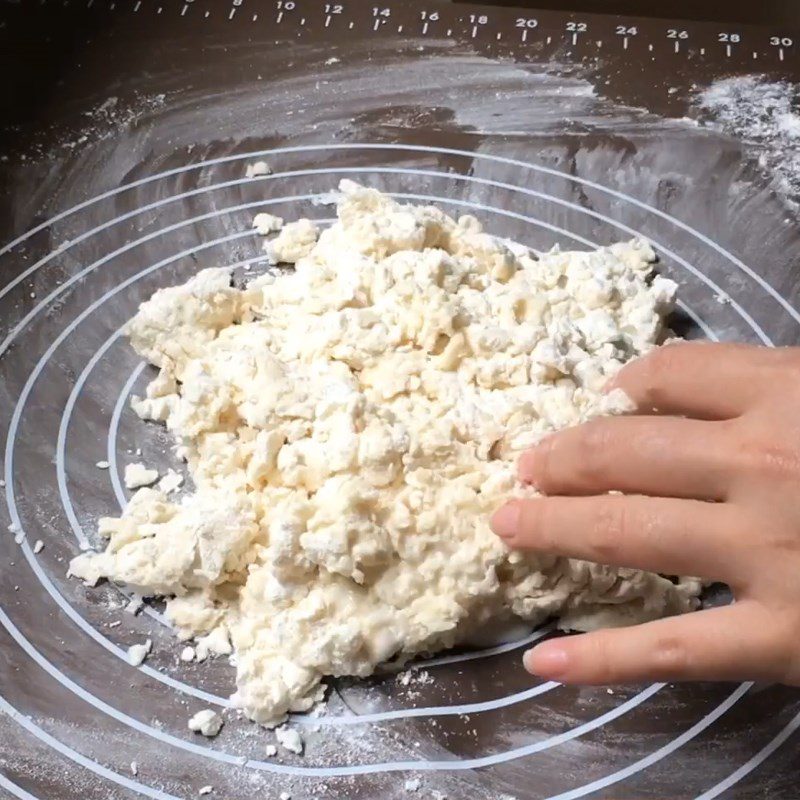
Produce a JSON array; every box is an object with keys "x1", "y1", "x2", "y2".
[
  {"x1": 181, "y1": 3, "x2": 188, "y2": 15},
  {"x1": 252, "y1": 12, "x2": 257, "y2": 20},
  {"x1": 228, "y1": 7, "x2": 236, "y2": 19},
  {"x1": 397, "y1": 24, "x2": 403, "y2": 32},
  {"x1": 276, "y1": 11, "x2": 283, "y2": 22},
  {"x1": 596, "y1": 39, "x2": 602, "y2": 48},
  {"x1": 471, "y1": 25, "x2": 478, "y2": 38},
  {"x1": 725, "y1": 44, "x2": 731, "y2": 57},
  {"x1": 521, "y1": 29, "x2": 527, "y2": 42},
  {"x1": 324, "y1": 14, "x2": 331, "y2": 26},
  {"x1": 674, "y1": 41, "x2": 680, "y2": 53},
  {"x1": 753, "y1": 50, "x2": 759, "y2": 59},
  {"x1": 300, "y1": 16, "x2": 305, "y2": 24},
  {"x1": 571, "y1": 33, "x2": 577, "y2": 46},
  {"x1": 446, "y1": 28, "x2": 452, "y2": 36},
  {"x1": 780, "y1": 48, "x2": 785, "y2": 61},
  {"x1": 373, "y1": 18, "x2": 380, "y2": 30},
  {"x1": 700, "y1": 47, "x2": 706, "y2": 55},
  {"x1": 348, "y1": 21, "x2": 354, "y2": 28},
  {"x1": 648, "y1": 43, "x2": 653, "y2": 51},
  {"x1": 422, "y1": 21, "x2": 428, "y2": 34},
  {"x1": 496, "y1": 31, "x2": 501, "y2": 40},
  {"x1": 623, "y1": 36, "x2": 628, "y2": 50},
  {"x1": 133, "y1": 0, "x2": 140, "y2": 10},
  {"x1": 546, "y1": 35, "x2": 552, "y2": 44},
  {"x1": 204, "y1": 9, "x2": 209, "y2": 16},
  {"x1": 157, "y1": 5, "x2": 162, "y2": 13}
]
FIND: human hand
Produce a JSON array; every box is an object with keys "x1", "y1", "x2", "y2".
[{"x1": 491, "y1": 342, "x2": 800, "y2": 686}]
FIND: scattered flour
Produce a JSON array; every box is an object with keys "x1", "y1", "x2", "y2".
[
  {"x1": 697, "y1": 75, "x2": 800, "y2": 208},
  {"x1": 69, "y1": 182, "x2": 698, "y2": 728}
]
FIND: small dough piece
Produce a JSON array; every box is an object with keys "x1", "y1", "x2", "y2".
[
  {"x1": 246, "y1": 161, "x2": 271, "y2": 178},
  {"x1": 188, "y1": 709, "x2": 224, "y2": 737},
  {"x1": 127, "y1": 639, "x2": 152, "y2": 666},
  {"x1": 275, "y1": 725, "x2": 304, "y2": 755},
  {"x1": 124, "y1": 463, "x2": 159, "y2": 489},
  {"x1": 253, "y1": 213, "x2": 284, "y2": 235}
]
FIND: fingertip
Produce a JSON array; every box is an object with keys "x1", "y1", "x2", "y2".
[
  {"x1": 523, "y1": 641, "x2": 570, "y2": 679},
  {"x1": 490, "y1": 501, "x2": 522, "y2": 540}
]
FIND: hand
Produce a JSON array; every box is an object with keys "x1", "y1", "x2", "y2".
[{"x1": 491, "y1": 342, "x2": 800, "y2": 686}]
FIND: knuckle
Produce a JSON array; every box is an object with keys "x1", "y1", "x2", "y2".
[
  {"x1": 587, "y1": 503, "x2": 626, "y2": 564},
  {"x1": 573, "y1": 421, "x2": 614, "y2": 483},
  {"x1": 651, "y1": 635, "x2": 690, "y2": 677},
  {"x1": 636, "y1": 345, "x2": 685, "y2": 407},
  {"x1": 738, "y1": 438, "x2": 800, "y2": 482}
]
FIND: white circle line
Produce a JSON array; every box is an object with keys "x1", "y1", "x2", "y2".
[
  {"x1": 0, "y1": 165, "x2": 772, "y2": 369},
  {"x1": 29, "y1": 198, "x2": 578, "y2": 721},
  {"x1": 108, "y1": 361, "x2": 149, "y2": 511},
  {"x1": 1, "y1": 142, "x2": 795, "y2": 331},
  {"x1": 2, "y1": 193, "x2": 691, "y2": 770},
  {"x1": 694, "y1": 704, "x2": 800, "y2": 800},
  {"x1": 544, "y1": 683, "x2": 754, "y2": 800},
  {"x1": 1, "y1": 185, "x2": 748, "y2": 776},
  {"x1": 0, "y1": 771, "x2": 40, "y2": 800},
  {"x1": 55, "y1": 189, "x2": 720, "y2": 707},
  {"x1": 0, "y1": 599, "x2": 668, "y2": 775},
  {"x1": 0, "y1": 692, "x2": 181, "y2": 800}
]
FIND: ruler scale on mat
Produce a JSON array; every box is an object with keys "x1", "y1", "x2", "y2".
[{"x1": 1, "y1": 1, "x2": 800, "y2": 799}]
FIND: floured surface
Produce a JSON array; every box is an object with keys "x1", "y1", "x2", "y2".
[{"x1": 70, "y1": 182, "x2": 697, "y2": 726}]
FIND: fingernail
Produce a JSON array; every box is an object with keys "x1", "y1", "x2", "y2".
[
  {"x1": 490, "y1": 501, "x2": 521, "y2": 539},
  {"x1": 524, "y1": 643, "x2": 570, "y2": 678}
]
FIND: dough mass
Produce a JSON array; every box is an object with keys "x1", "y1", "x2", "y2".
[{"x1": 71, "y1": 182, "x2": 700, "y2": 725}]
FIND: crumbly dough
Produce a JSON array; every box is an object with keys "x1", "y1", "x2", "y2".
[
  {"x1": 70, "y1": 182, "x2": 700, "y2": 726},
  {"x1": 124, "y1": 463, "x2": 159, "y2": 489}
]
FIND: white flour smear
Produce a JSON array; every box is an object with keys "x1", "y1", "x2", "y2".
[{"x1": 697, "y1": 75, "x2": 800, "y2": 209}]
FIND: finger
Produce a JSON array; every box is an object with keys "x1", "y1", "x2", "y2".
[
  {"x1": 523, "y1": 602, "x2": 783, "y2": 684},
  {"x1": 491, "y1": 495, "x2": 738, "y2": 582},
  {"x1": 519, "y1": 415, "x2": 733, "y2": 500},
  {"x1": 611, "y1": 342, "x2": 788, "y2": 420}
]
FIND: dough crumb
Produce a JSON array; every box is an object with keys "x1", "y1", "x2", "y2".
[
  {"x1": 124, "y1": 462, "x2": 159, "y2": 489},
  {"x1": 246, "y1": 160, "x2": 271, "y2": 178},
  {"x1": 95, "y1": 460, "x2": 110, "y2": 469},
  {"x1": 275, "y1": 725, "x2": 304, "y2": 755},
  {"x1": 180, "y1": 646, "x2": 196, "y2": 662},
  {"x1": 127, "y1": 639, "x2": 152, "y2": 666},
  {"x1": 130, "y1": 761, "x2": 138, "y2": 776},
  {"x1": 188, "y1": 709, "x2": 224, "y2": 737},
  {"x1": 253, "y1": 212, "x2": 284, "y2": 235},
  {"x1": 158, "y1": 469, "x2": 184, "y2": 494},
  {"x1": 265, "y1": 744, "x2": 278, "y2": 757},
  {"x1": 198, "y1": 787, "x2": 213, "y2": 796},
  {"x1": 32, "y1": 539, "x2": 44, "y2": 554},
  {"x1": 404, "y1": 778, "x2": 421, "y2": 792}
]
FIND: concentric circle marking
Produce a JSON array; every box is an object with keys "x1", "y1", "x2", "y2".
[
  {"x1": 0, "y1": 149, "x2": 792, "y2": 795},
  {"x1": 1, "y1": 142, "x2": 796, "y2": 332},
  {"x1": 51, "y1": 189, "x2": 719, "y2": 714}
]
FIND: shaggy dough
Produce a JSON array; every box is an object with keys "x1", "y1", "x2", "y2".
[{"x1": 70, "y1": 182, "x2": 700, "y2": 725}]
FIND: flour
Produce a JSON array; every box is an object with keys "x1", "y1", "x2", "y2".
[
  {"x1": 697, "y1": 75, "x2": 800, "y2": 209},
  {"x1": 69, "y1": 182, "x2": 698, "y2": 727}
]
